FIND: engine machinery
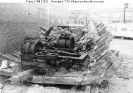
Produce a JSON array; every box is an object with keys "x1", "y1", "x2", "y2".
[
  {"x1": 21, "y1": 26, "x2": 95, "y2": 75},
  {"x1": 0, "y1": 22, "x2": 122, "y2": 93}
]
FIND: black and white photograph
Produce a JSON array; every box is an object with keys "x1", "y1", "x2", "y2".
[{"x1": 0, "y1": 0, "x2": 132, "y2": 93}]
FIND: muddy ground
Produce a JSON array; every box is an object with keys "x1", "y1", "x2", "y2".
[
  {"x1": 107, "y1": 38, "x2": 133, "y2": 93},
  {"x1": 0, "y1": 38, "x2": 133, "y2": 93}
]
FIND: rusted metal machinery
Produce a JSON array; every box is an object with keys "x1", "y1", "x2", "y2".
[{"x1": 0, "y1": 21, "x2": 122, "y2": 93}]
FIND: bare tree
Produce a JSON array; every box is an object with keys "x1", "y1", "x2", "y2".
[{"x1": 74, "y1": 13, "x2": 80, "y2": 24}]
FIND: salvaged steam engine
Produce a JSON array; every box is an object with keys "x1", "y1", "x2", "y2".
[
  {"x1": 21, "y1": 26, "x2": 95, "y2": 75},
  {"x1": 0, "y1": 22, "x2": 122, "y2": 93}
]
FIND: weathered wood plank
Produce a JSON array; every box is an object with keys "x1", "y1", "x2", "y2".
[
  {"x1": 96, "y1": 50, "x2": 112, "y2": 62},
  {"x1": 96, "y1": 33, "x2": 112, "y2": 47},
  {"x1": 5, "y1": 54, "x2": 21, "y2": 63},
  {"x1": 8, "y1": 69, "x2": 33, "y2": 84},
  {"x1": 94, "y1": 44, "x2": 109, "y2": 58}
]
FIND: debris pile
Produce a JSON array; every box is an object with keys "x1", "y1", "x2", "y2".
[{"x1": 0, "y1": 21, "x2": 122, "y2": 93}]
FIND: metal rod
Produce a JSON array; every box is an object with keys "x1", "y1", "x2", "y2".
[{"x1": 123, "y1": 7, "x2": 126, "y2": 23}]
